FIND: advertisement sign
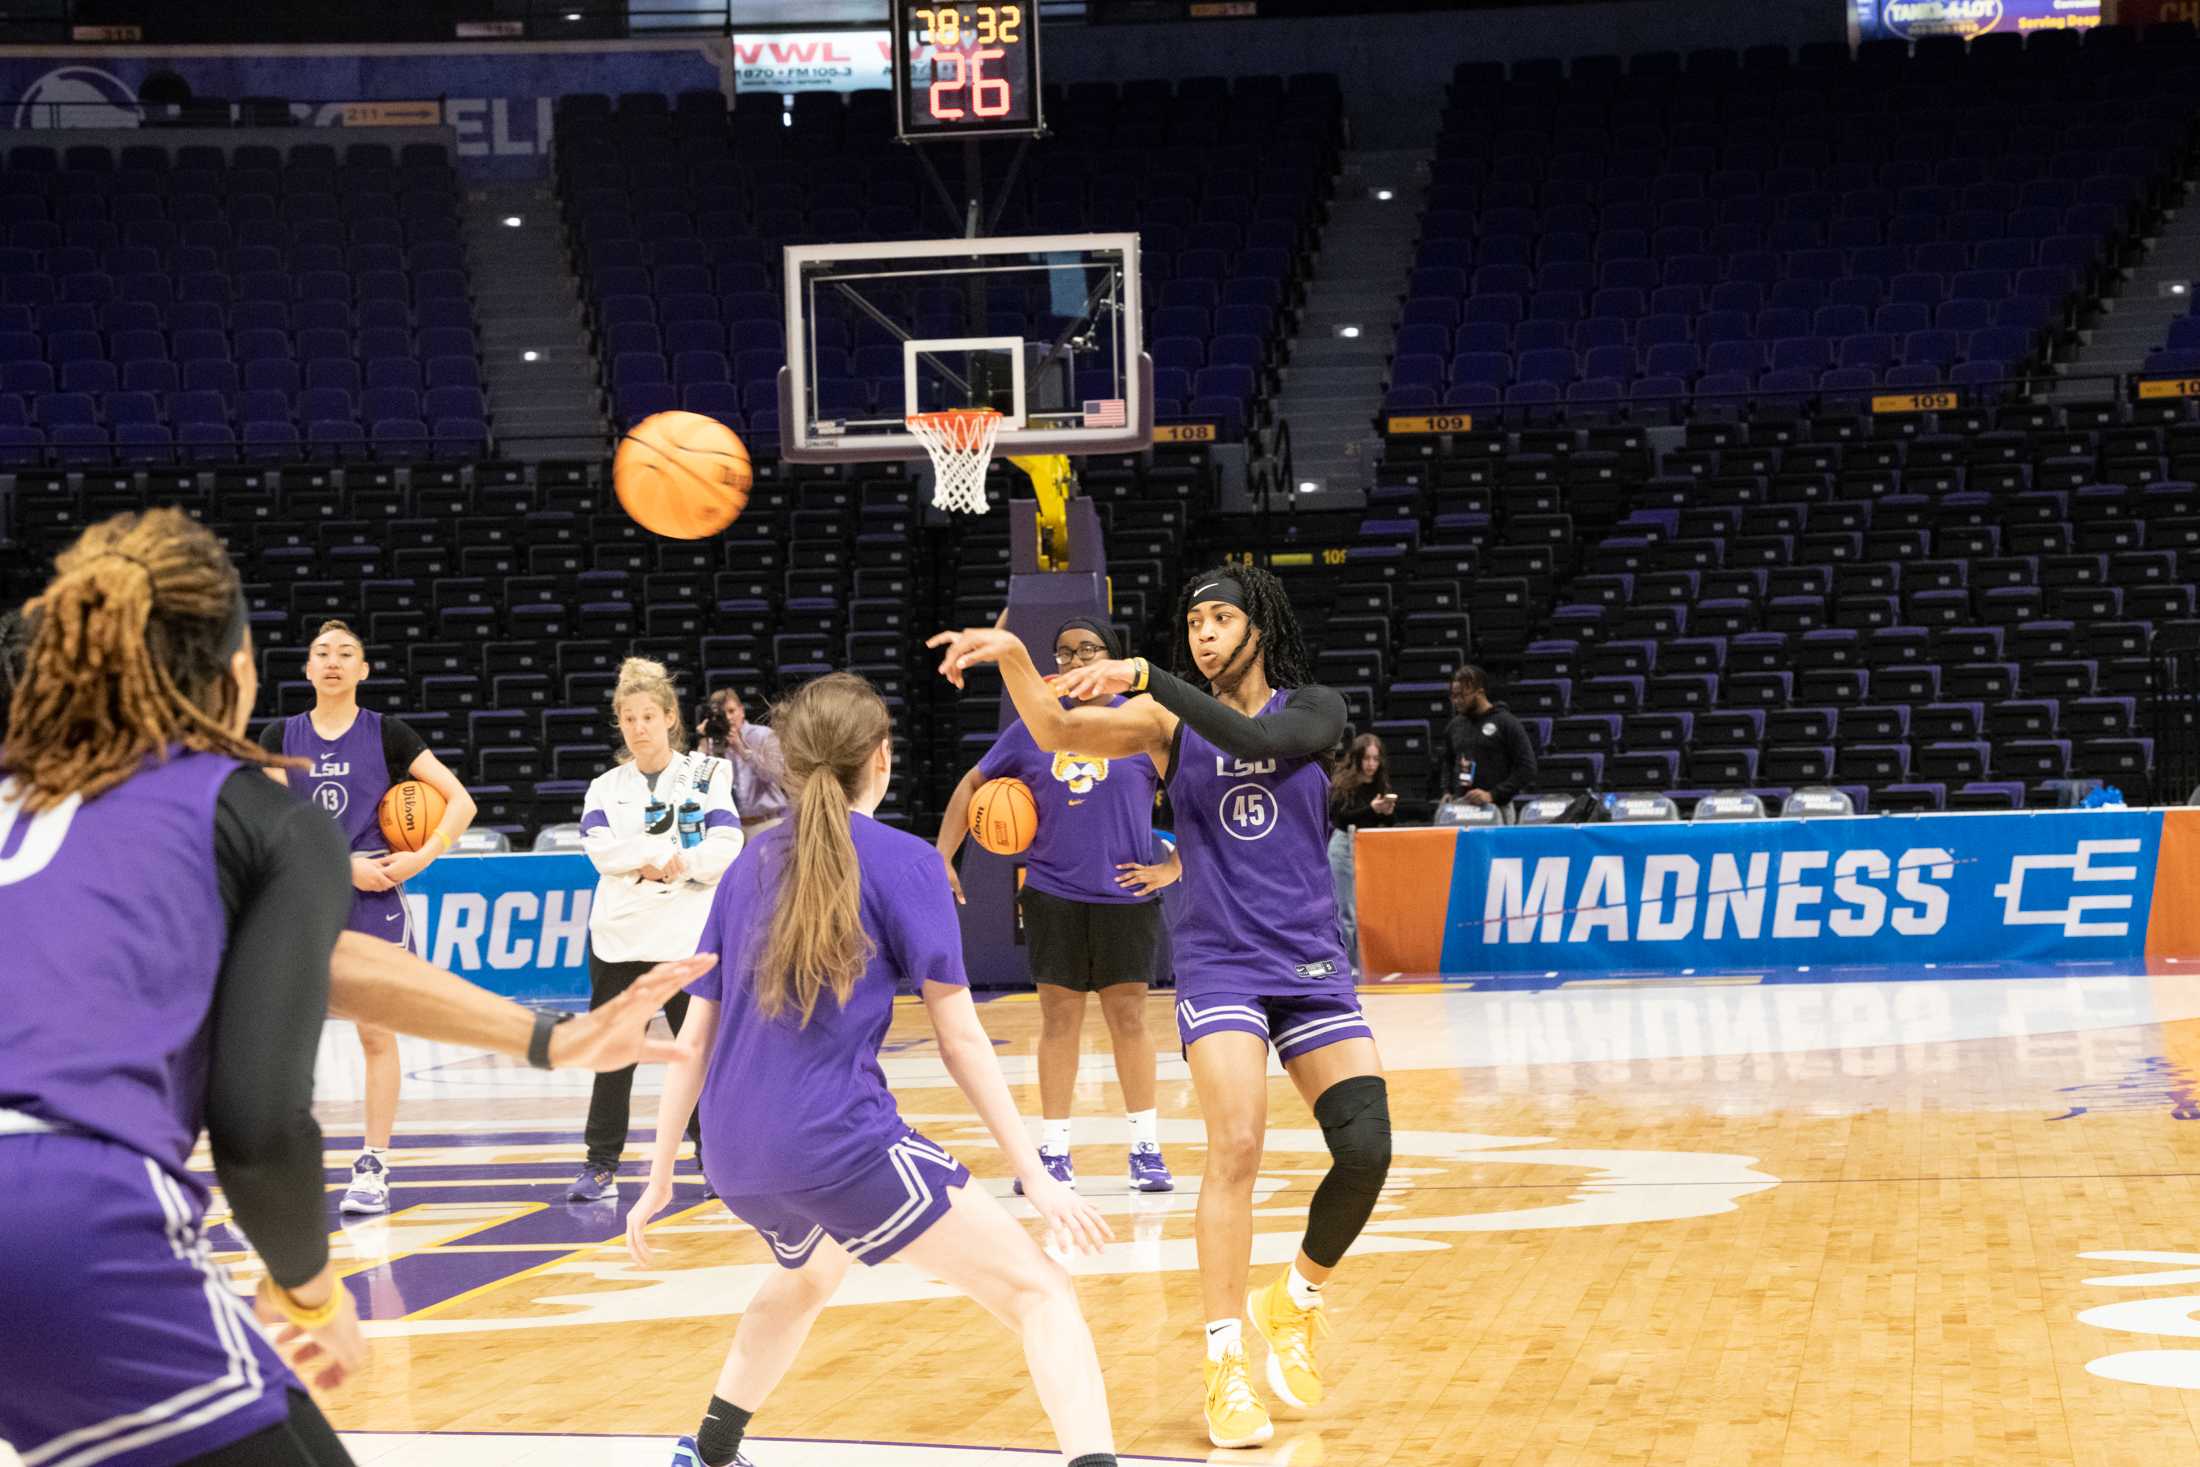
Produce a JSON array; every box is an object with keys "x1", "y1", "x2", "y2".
[
  {"x1": 1359, "y1": 809, "x2": 2200, "y2": 980},
  {"x1": 734, "y1": 31, "x2": 894, "y2": 94},
  {"x1": 400, "y1": 852, "x2": 598, "y2": 1001},
  {"x1": 0, "y1": 42, "x2": 732, "y2": 179},
  {"x1": 1849, "y1": 0, "x2": 2103, "y2": 44}
]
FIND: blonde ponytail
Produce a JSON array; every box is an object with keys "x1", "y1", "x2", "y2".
[{"x1": 751, "y1": 672, "x2": 891, "y2": 1025}]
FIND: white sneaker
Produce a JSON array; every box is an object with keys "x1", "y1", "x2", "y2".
[{"x1": 341, "y1": 1153, "x2": 391, "y2": 1215}]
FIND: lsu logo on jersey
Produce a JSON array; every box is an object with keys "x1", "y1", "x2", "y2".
[
  {"x1": 1214, "y1": 755, "x2": 1278, "y2": 777},
  {"x1": 1050, "y1": 751, "x2": 1110, "y2": 795}
]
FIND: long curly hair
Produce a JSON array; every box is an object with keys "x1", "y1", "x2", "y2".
[
  {"x1": 1170, "y1": 562, "x2": 1316, "y2": 692},
  {"x1": 2, "y1": 508, "x2": 284, "y2": 810}
]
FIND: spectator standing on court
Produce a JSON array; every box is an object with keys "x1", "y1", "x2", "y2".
[
  {"x1": 1326, "y1": 733, "x2": 1398, "y2": 969},
  {"x1": 1434, "y1": 665, "x2": 1539, "y2": 819},
  {"x1": 698, "y1": 686, "x2": 789, "y2": 840}
]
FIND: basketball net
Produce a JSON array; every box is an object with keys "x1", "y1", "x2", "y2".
[{"x1": 907, "y1": 408, "x2": 1002, "y2": 515}]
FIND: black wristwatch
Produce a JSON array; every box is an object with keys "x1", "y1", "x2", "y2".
[{"x1": 527, "y1": 1009, "x2": 574, "y2": 1070}]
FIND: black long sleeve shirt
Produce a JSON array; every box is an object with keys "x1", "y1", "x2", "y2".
[
  {"x1": 1433, "y1": 702, "x2": 1540, "y2": 804},
  {"x1": 208, "y1": 768, "x2": 353, "y2": 1287}
]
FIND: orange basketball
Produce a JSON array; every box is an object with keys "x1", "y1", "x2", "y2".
[
  {"x1": 378, "y1": 780, "x2": 447, "y2": 854},
  {"x1": 614, "y1": 411, "x2": 753, "y2": 540},
  {"x1": 970, "y1": 776, "x2": 1038, "y2": 856}
]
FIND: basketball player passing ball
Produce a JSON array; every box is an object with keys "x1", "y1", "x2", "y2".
[
  {"x1": 931, "y1": 564, "x2": 1394, "y2": 1450},
  {"x1": 260, "y1": 619, "x2": 475, "y2": 1214},
  {"x1": 626, "y1": 673, "x2": 1123, "y2": 1467}
]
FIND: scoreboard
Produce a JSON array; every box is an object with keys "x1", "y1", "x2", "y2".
[{"x1": 891, "y1": 0, "x2": 1045, "y2": 140}]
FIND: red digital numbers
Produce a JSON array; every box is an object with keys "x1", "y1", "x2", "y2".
[{"x1": 928, "y1": 45, "x2": 1010, "y2": 120}]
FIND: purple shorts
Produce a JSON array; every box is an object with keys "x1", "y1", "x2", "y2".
[
  {"x1": 717, "y1": 1127, "x2": 971, "y2": 1270},
  {"x1": 346, "y1": 884, "x2": 410, "y2": 942},
  {"x1": 0, "y1": 1130, "x2": 299, "y2": 1467},
  {"x1": 1175, "y1": 989, "x2": 1374, "y2": 1062}
]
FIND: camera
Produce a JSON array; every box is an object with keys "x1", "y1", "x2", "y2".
[{"x1": 699, "y1": 691, "x2": 734, "y2": 745}]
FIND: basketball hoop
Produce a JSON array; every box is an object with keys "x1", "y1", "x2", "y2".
[{"x1": 907, "y1": 408, "x2": 1002, "y2": 514}]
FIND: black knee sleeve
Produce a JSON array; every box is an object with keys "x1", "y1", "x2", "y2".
[{"x1": 1302, "y1": 1075, "x2": 1391, "y2": 1269}]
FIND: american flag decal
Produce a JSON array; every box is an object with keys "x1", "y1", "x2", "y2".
[{"x1": 1082, "y1": 398, "x2": 1127, "y2": 428}]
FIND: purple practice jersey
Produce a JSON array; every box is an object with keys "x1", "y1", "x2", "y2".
[
  {"x1": 977, "y1": 696, "x2": 1160, "y2": 905},
  {"x1": 687, "y1": 813, "x2": 969, "y2": 1196},
  {"x1": 1167, "y1": 689, "x2": 1351, "y2": 997},
  {"x1": 274, "y1": 708, "x2": 400, "y2": 854},
  {"x1": 0, "y1": 753, "x2": 237, "y2": 1198}
]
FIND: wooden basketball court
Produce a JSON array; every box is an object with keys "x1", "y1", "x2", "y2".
[{"x1": 210, "y1": 970, "x2": 2200, "y2": 1465}]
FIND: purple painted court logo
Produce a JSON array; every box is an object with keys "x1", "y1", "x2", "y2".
[{"x1": 1219, "y1": 782, "x2": 1276, "y2": 841}]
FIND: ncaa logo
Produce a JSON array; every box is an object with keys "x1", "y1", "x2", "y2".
[
  {"x1": 15, "y1": 67, "x2": 140, "y2": 130},
  {"x1": 312, "y1": 781, "x2": 349, "y2": 817},
  {"x1": 1219, "y1": 782, "x2": 1276, "y2": 841}
]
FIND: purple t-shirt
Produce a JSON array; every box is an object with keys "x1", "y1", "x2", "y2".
[
  {"x1": 1167, "y1": 689, "x2": 1351, "y2": 997},
  {"x1": 975, "y1": 696, "x2": 1160, "y2": 905},
  {"x1": 686, "y1": 811, "x2": 970, "y2": 1196},
  {"x1": 0, "y1": 752, "x2": 236, "y2": 1193}
]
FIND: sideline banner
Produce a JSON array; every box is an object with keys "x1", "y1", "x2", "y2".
[
  {"x1": 1360, "y1": 809, "x2": 2200, "y2": 979},
  {"x1": 0, "y1": 42, "x2": 731, "y2": 179},
  {"x1": 400, "y1": 852, "x2": 597, "y2": 1001}
]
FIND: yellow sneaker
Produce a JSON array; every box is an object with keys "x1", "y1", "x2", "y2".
[
  {"x1": 1202, "y1": 1346, "x2": 1274, "y2": 1449},
  {"x1": 1248, "y1": 1273, "x2": 1330, "y2": 1411}
]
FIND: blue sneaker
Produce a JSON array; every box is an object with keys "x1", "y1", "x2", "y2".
[
  {"x1": 339, "y1": 1153, "x2": 390, "y2": 1215},
  {"x1": 670, "y1": 1434, "x2": 756, "y2": 1467},
  {"x1": 1129, "y1": 1144, "x2": 1176, "y2": 1192},
  {"x1": 1012, "y1": 1149, "x2": 1075, "y2": 1196},
  {"x1": 565, "y1": 1165, "x2": 619, "y2": 1203}
]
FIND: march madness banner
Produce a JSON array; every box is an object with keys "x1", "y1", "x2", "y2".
[
  {"x1": 1359, "y1": 809, "x2": 2200, "y2": 980},
  {"x1": 400, "y1": 851, "x2": 597, "y2": 1001}
]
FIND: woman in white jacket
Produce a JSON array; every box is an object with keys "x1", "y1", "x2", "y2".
[{"x1": 567, "y1": 657, "x2": 745, "y2": 1203}]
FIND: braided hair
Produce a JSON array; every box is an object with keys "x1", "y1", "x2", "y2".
[
  {"x1": 2, "y1": 508, "x2": 283, "y2": 811},
  {"x1": 1169, "y1": 562, "x2": 1316, "y2": 693}
]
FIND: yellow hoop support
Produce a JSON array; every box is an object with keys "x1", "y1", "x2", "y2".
[{"x1": 1008, "y1": 452, "x2": 1075, "y2": 571}]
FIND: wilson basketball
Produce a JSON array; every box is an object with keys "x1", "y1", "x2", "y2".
[
  {"x1": 378, "y1": 780, "x2": 446, "y2": 854},
  {"x1": 970, "y1": 776, "x2": 1038, "y2": 856},
  {"x1": 614, "y1": 411, "x2": 753, "y2": 540}
]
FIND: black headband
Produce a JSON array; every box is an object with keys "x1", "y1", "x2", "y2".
[
  {"x1": 1188, "y1": 575, "x2": 1248, "y2": 612},
  {"x1": 1054, "y1": 616, "x2": 1122, "y2": 659}
]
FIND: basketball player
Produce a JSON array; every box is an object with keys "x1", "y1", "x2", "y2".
[
  {"x1": 626, "y1": 673, "x2": 1122, "y2": 1467},
  {"x1": 0, "y1": 509, "x2": 713, "y2": 1467},
  {"x1": 260, "y1": 619, "x2": 476, "y2": 1215},
  {"x1": 937, "y1": 616, "x2": 1175, "y2": 1195},
  {"x1": 569, "y1": 656, "x2": 743, "y2": 1203},
  {"x1": 931, "y1": 564, "x2": 1392, "y2": 1450}
]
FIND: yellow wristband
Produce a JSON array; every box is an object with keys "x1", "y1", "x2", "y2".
[
  {"x1": 261, "y1": 1278, "x2": 343, "y2": 1329},
  {"x1": 425, "y1": 831, "x2": 451, "y2": 857},
  {"x1": 1131, "y1": 657, "x2": 1150, "y2": 692}
]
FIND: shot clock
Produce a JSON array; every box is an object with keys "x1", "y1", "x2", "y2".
[{"x1": 891, "y1": 0, "x2": 1044, "y2": 141}]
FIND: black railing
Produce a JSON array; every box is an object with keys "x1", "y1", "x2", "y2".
[{"x1": 2153, "y1": 628, "x2": 2200, "y2": 808}]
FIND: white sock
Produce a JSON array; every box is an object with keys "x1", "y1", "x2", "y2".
[
  {"x1": 363, "y1": 1147, "x2": 388, "y2": 1161},
  {"x1": 1042, "y1": 1119, "x2": 1071, "y2": 1155},
  {"x1": 1287, "y1": 1261, "x2": 1323, "y2": 1310},
  {"x1": 1205, "y1": 1318, "x2": 1243, "y2": 1360},
  {"x1": 1127, "y1": 1108, "x2": 1159, "y2": 1150}
]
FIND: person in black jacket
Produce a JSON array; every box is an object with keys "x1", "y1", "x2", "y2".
[
  {"x1": 1433, "y1": 665, "x2": 1539, "y2": 819},
  {"x1": 1327, "y1": 733, "x2": 1397, "y2": 968}
]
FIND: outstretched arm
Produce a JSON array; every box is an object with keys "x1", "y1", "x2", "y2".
[
  {"x1": 928, "y1": 627, "x2": 1176, "y2": 760},
  {"x1": 1051, "y1": 654, "x2": 1348, "y2": 764}
]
